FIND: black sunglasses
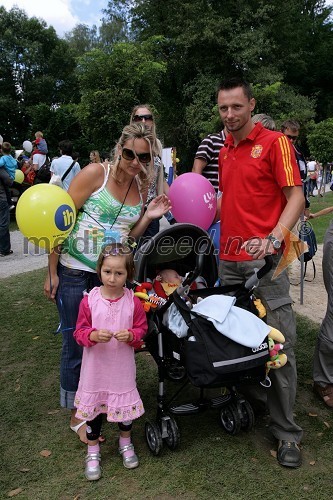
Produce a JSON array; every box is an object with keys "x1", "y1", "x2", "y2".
[
  {"x1": 122, "y1": 147, "x2": 151, "y2": 163},
  {"x1": 133, "y1": 114, "x2": 153, "y2": 122},
  {"x1": 286, "y1": 134, "x2": 298, "y2": 140}
]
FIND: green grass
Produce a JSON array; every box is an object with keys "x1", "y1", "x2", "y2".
[
  {"x1": 1, "y1": 269, "x2": 333, "y2": 499},
  {"x1": 308, "y1": 191, "x2": 333, "y2": 244}
]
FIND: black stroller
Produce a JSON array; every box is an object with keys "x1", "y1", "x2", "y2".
[{"x1": 135, "y1": 223, "x2": 272, "y2": 456}]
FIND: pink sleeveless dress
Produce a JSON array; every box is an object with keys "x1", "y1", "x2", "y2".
[{"x1": 75, "y1": 287, "x2": 144, "y2": 422}]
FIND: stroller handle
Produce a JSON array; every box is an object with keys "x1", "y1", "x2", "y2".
[
  {"x1": 181, "y1": 240, "x2": 210, "y2": 289},
  {"x1": 244, "y1": 255, "x2": 273, "y2": 290}
]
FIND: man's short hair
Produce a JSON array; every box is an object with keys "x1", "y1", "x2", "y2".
[
  {"x1": 58, "y1": 140, "x2": 73, "y2": 156},
  {"x1": 280, "y1": 120, "x2": 300, "y2": 133},
  {"x1": 217, "y1": 77, "x2": 253, "y2": 100}
]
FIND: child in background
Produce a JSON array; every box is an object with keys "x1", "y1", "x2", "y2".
[
  {"x1": 74, "y1": 243, "x2": 147, "y2": 481},
  {"x1": 0, "y1": 141, "x2": 17, "y2": 208},
  {"x1": 32, "y1": 131, "x2": 48, "y2": 156}
]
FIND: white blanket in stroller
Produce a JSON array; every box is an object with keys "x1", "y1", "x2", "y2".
[{"x1": 192, "y1": 295, "x2": 271, "y2": 349}]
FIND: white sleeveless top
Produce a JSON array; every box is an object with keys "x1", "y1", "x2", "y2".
[{"x1": 60, "y1": 164, "x2": 142, "y2": 272}]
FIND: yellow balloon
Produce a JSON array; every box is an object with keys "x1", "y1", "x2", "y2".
[
  {"x1": 14, "y1": 169, "x2": 24, "y2": 184},
  {"x1": 16, "y1": 184, "x2": 76, "y2": 250}
]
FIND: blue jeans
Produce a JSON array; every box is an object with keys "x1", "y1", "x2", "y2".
[
  {"x1": 0, "y1": 199, "x2": 11, "y2": 254},
  {"x1": 56, "y1": 264, "x2": 101, "y2": 409}
]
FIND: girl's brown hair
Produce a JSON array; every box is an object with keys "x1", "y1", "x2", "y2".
[{"x1": 96, "y1": 243, "x2": 135, "y2": 281}]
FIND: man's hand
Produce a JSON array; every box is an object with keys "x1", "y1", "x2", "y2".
[{"x1": 242, "y1": 237, "x2": 275, "y2": 260}]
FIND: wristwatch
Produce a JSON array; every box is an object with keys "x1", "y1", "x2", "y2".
[{"x1": 266, "y1": 234, "x2": 282, "y2": 250}]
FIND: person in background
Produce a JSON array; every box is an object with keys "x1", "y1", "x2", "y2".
[
  {"x1": 0, "y1": 141, "x2": 17, "y2": 209},
  {"x1": 32, "y1": 131, "x2": 48, "y2": 156},
  {"x1": 313, "y1": 212, "x2": 333, "y2": 407},
  {"x1": 20, "y1": 155, "x2": 35, "y2": 185},
  {"x1": 0, "y1": 145, "x2": 14, "y2": 256},
  {"x1": 44, "y1": 123, "x2": 171, "y2": 444},
  {"x1": 252, "y1": 113, "x2": 276, "y2": 131},
  {"x1": 192, "y1": 124, "x2": 227, "y2": 193},
  {"x1": 130, "y1": 104, "x2": 169, "y2": 241},
  {"x1": 32, "y1": 131, "x2": 48, "y2": 173},
  {"x1": 307, "y1": 157, "x2": 318, "y2": 196},
  {"x1": 89, "y1": 150, "x2": 101, "y2": 164},
  {"x1": 281, "y1": 120, "x2": 310, "y2": 216},
  {"x1": 50, "y1": 140, "x2": 81, "y2": 191},
  {"x1": 217, "y1": 77, "x2": 304, "y2": 468},
  {"x1": 74, "y1": 243, "x2": 147, "y2": 480}
]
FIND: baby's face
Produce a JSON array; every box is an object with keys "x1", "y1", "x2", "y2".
[{"x1": 159, "y1": 269, "x2": 182, "y2": 284}]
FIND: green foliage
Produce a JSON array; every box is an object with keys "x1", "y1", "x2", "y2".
[
  {"x1": 76, "y1": 39, "x2": 167, "y2": 149},
  {"x1": 0, "y1": 6, "x2": 79, "y2": 146},
  {"x1": 64, "y1": 24, "x2": 99, "y2": 56},
  {"x1": 253, "y1": 81, "x2": 316, "y2": 127},
  {"x1": 1, "y1": 1, "x2": 333, "y2": 165},
  {"x1": 307, "y1": 119, "x2": 333, "y2": 164}
]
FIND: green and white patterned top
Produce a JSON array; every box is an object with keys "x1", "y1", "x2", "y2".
[{"x1": 60, "y1": 164, "x2": 142, "y2": 272}]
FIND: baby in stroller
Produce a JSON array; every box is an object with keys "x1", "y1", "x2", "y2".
[{"x1": 134, "y1": 223, "x2": 286, "y2": 455}]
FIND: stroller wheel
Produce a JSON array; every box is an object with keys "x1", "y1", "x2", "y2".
[
  {"x1": 163, "y1": 416, "x2": 180, "y2": 450},
  {"x1": 145, "y1": 420, "x2": 163, "y2": 456},
  {"x1": 166, "y1": 363, "x2": 187, "y2": 381},
  {"x1": 239, "y1": 400, "x2": 255, "y2": 431},
  {"x1": 219, "y1": 403, "x2": 241, "y2": 435}
]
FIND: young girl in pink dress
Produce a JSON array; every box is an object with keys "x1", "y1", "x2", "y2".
[{"x1": 74, "y1": 243, "x2": 147, "y2": 481}]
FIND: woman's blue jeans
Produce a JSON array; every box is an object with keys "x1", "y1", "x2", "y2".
[{"x1": 56, "y1": 264, "x2": 101, "y2": 409}]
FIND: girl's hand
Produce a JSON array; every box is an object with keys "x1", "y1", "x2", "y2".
[
  {"x1": 146, "y1": 194, "x2": 172, "y2": 220},
  {"x1": 113, "y1": 329, "x2": 133, "y2": 343},
  {"x1": 90, "y1": 329, "x2": 113, "y2": 343}
]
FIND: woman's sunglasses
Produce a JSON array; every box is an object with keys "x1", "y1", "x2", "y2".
[
  {"x1": 133, "y1": 114, "x2": 153, "y2": 122},
  {"x1": 122, "y1": 148, "x2": 151, "y2": 163}
]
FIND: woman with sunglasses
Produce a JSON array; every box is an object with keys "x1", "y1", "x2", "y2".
[
  {"x1": 130, "y1": 104, "x2": 169, "y2": 242},
  {"x1": 44, "y1": 123, "x2": 171, "y2": 444}
]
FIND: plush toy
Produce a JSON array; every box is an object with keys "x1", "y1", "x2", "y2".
[
  {"x1": 266, "y1": 327, "x2": 287, "y2": 371},
  {"x1": 134, "y1": 282, "x2": 166, "y2": 312},
  {"x1": 253, "y1": 298, "x2": 266, "y2": 319}
]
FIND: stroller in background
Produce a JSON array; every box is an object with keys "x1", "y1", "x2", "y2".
[{"x1": 135, "y1": 223, "x2": 272, "y2": 456}]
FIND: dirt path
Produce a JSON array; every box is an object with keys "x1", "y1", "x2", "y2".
[{"x1": 289, "y1": 244, "x2": 326, "y2": 325}]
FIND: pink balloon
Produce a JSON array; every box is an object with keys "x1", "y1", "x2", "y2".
[{"x1": 169, "y1": 173, "x2": 217, "y2": 230}]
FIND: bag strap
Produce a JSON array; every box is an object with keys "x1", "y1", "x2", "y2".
[
  {"x1": 172, "y1": 291, "x2": 194, "y2": 326},
  {"x1": 61, "y1": 160, "x2": 76, "y2": 182}
]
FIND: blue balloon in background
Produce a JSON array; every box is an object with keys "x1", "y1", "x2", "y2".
[{"x1": 208, "y1": 221, "x2": 220, "y2": 254}]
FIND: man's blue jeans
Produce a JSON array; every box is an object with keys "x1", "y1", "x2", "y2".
[
  {"x1": 56, "y1": 264, "x2": 100, "y2": 409},
  {"x1": 0, "y1": 199, "x2": 11, "y2": 254}
]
